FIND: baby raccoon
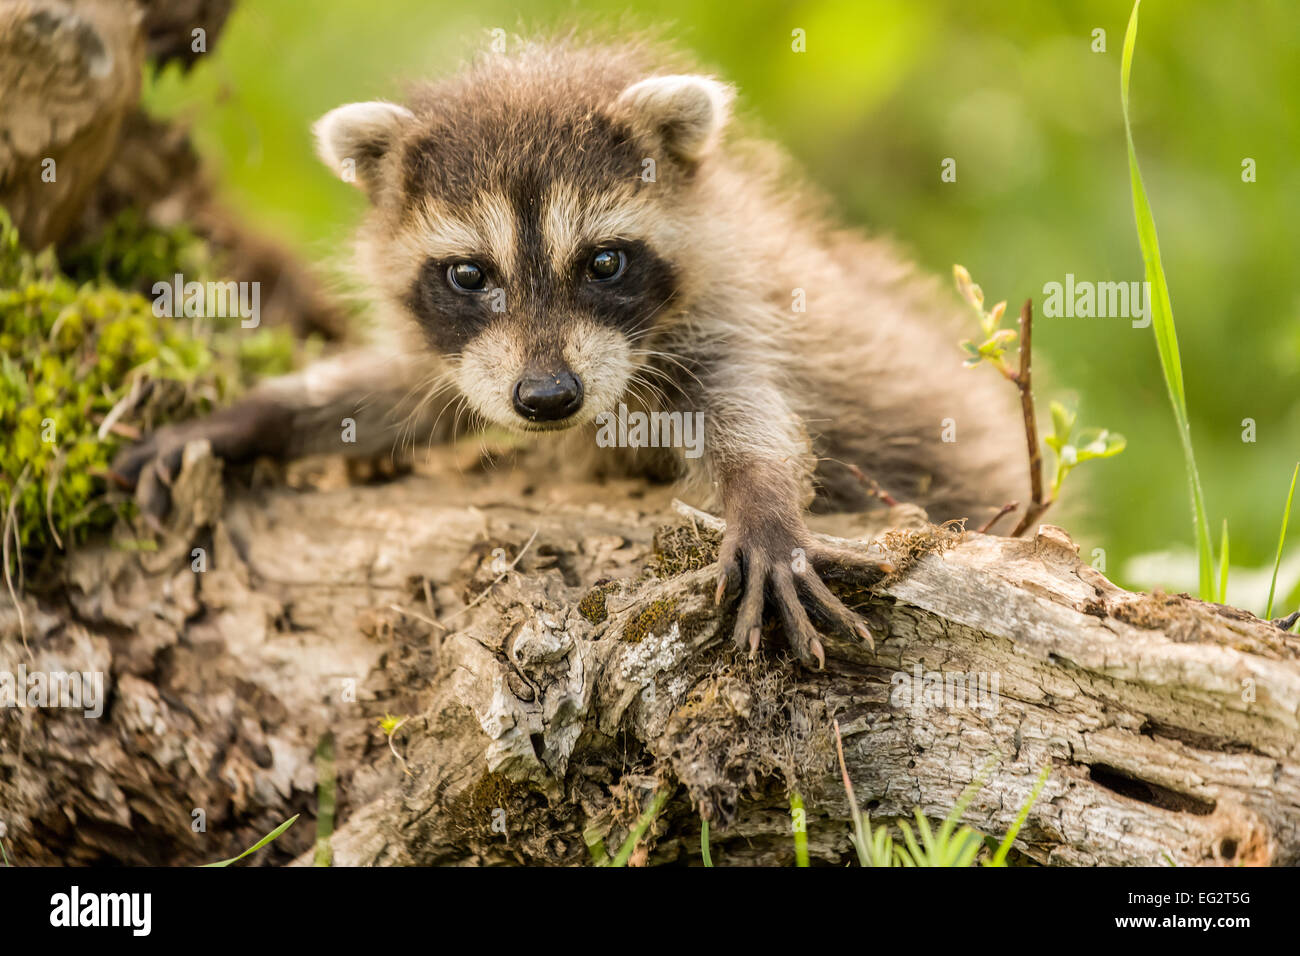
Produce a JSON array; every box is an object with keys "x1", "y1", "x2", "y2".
[{"x1": 116, "y1": 37, "x2": 1025, "y2": 668}]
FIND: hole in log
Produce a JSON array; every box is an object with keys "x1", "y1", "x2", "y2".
[
  {"x1": 1088, "y1": 764, "x2": 1215, "y2": 815},
  {"x1": 1219, "y1": 838, "x2": 1238, "y2": 860}
]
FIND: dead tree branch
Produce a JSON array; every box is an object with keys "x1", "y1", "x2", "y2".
[{"x1": 4, "y1": 447, "x2": 1298, "y2": 867}]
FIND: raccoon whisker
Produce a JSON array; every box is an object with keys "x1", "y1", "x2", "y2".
[
  {"x1": 395, "y1": 371, "x2": 459, "y2": 457},
  {"x1": 625, "y1": 367, "x2": 667, "y2": 402},
  {"x1": 447, "y1": 399, "x2": 491, "y2": 474},
  {"x1": 621, "y1": 380, "x2": 653, "y2": 412},
  {"x1": 632, "y1": 290, "x2": 681, "y2": 331},
  {"x1": 402, "y1": 383, "x2": 457, "y2": 456},
  {"x1": 391, "y1": 365, "x2": 449, "y2": 422},
  {"x1": 472, "y1": 420, "x2": 504, "y2": 471},
  {"x1": 629, "y1": 348, "x2": 703, "y2": 391},
  {"x1": 624, "y1": 304, "x2": 686, "y2": 353},
  {"x1": 629, "y1": 348, "x2": 691, "y2": 375},
  {"x1": 445, "y1": 397, "x2": 466, "y2": 459},
  {"x1": 623, "y1": 325, "x2": 667, "y2": 345},
  {"x1": 625, "y1": 373, "x2": 670, "y2": 411},
  {"x1": 409, "y1": 378, "x2": 461, "y2": 455},
  {"x1": 450, "y1": 393, "x2": 473, "y2": 449},
  {"x1": 628, "y1": 369, "x2": 681, "y2": 410},
  {"x1": 628, "y1": 352, "x2": 699, "y2": 396},
  {"x1": 424, "y1": 374, "x2": 473, "y2": 447},
  {"x1": 619, "y1": 292, "x2": 682, "y2": 348}
]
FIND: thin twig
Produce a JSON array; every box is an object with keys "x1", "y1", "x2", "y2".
[
  {"x1": 387, "y1": 604, "x2": 438, "y2": 627},
  {"x1": 828, "y1": 458, "x2": 900, "y2": 506},
  {"x1": 44, "y1": 450, "x2": 65, "y2": 550},
  {"x1": 96, "y1": 371, "x2": 146, "y2": 442},
  {"x1": 385, "y1": 717, "x2": 414, "y2": 777},
  {"x1": 431, "y1": 527, "x2": 539, "y2": 630},
  {"x1": 977, "y1": 501, "x2": 1019, "y2": 535},
  {"x1": 832, "y1": 719, "x2": 869, "y2": 865},
  {"x1": 1011, "y1": 299, "x2": 1050, "y2": 537},
  {"x1": 2, "y1": 465, "x2": 31, "y2": 653}
]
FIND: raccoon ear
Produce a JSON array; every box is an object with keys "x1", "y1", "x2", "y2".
[
  {"x1": 615, "y1": 74, "x2": 734, "y2": 162},
  {"x1": 313, "y1": 101, "x2": 414, "y2": 194}
]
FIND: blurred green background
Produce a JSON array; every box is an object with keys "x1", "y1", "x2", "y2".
[{"x1": 144, "y1": 0, "x2": 1300, "y2": 605}]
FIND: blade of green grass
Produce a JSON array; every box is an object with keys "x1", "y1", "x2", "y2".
[
  {"x1": 700, "y1": 818, "x2": 713, "y2": 867},
  {"x1": 201, "y1": 814, "x2": 299, "y2": 867},
  {"x1": 609, "y1": 788, "x2": 670, "y2": 867},
  {"x1": 1217, "y1": 520, "x2": 1230, "y2": 604},
  {"x1": 790, "y1": 791, "x2": 809, "y2": 867},
  {"x1": 1121, "y1": 0, "x2": 1215, "y2": 600},
  {"x1": 583, "y1": 826, "x2": 611, "y2": 866},
  {"x1": 988, "y1": 766, "x2": 1050, "y2": 867},
  {"x1": 1265, "y1": 463, "x2": 1299, "y2": 619}
]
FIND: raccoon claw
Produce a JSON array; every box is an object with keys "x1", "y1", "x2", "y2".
[
  {"x1": 714, "y1": 522, "x2": 877, "y2": 668},
  {"x1": 112, "y1": 426, "x2": 189, "y2": 491},
  {"x1": 714, "y1": 559, "x2": 741, "y2": 606},
  {"x1": 111, "y1": 424, "x2": 205, "y2": 522}
]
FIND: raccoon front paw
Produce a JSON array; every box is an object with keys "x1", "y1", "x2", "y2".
[
  {"x1": 110, "y1": 401, "x2": 282, "y2": 520},
  {"x1": 712, "y1": 517, "x2": 893, "y2": 668},
  {"x1": 109, "y1": 419, "x2": 223, "y2": 522}
]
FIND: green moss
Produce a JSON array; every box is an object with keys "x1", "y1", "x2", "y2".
[
  {"x1": 621, "y1": 597, "x2": 678, "y2": 643},
  {"x1": 61, "y1": 208, "x2": 216, "y2": 293},
  {"x1": 0, "y1": 207, "x2": 296, "y2": 558},
  {"x1": 578, "y1": 580, "x2": 621, "y2": 624}
]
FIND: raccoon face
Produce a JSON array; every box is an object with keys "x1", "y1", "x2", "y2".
[{"x1": 314, "y1": 62, "x2": 732, "y2": 432}]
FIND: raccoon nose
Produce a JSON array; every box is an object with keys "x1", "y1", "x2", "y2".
[{"x1": 513, "y1": 371, "x2": 584, "y2": 422}]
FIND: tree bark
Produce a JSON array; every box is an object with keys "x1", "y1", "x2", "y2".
[
  {"x1": 3, "y1": 443, "x2": 1298, "y2": 867},
  {"x1": 0, "y1": 0, "x2": 145, "y2": 249},
  {"x1": 0, "y1": 0, "x2": 347, "y2": 339}
]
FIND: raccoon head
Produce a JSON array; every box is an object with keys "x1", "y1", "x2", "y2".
[{"x1": 314, "y1": 50, "x2": 734, "y2": 432}]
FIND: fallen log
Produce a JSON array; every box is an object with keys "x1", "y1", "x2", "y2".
[{"x1": 3, "y1": 443, "x2": 1297, "y2": 866}]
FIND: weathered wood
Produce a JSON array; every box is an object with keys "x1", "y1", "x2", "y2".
[
  {"x1": 0, "y1": 0, "x2": 348, "y2": 338},
  {"x1": 0, "y1": 0, "x2": 145, "y2": 248},
  {"x1": 3, "y1": 443, "x2": 1297, "y2": 866}
]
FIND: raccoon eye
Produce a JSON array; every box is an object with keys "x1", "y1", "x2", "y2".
[
  {"x1": 587, "y1": 249, "x2": 626, "y2": 282},
  {"x1": 447, "y1": 261, "x2": 487, "y2": 292}
]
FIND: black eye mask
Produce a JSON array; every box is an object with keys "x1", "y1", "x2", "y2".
[{"x1": 572, "y1": 238, "x2": 677, "y2": 335}]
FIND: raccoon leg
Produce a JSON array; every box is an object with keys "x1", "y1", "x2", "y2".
[
  {"x1": 702, "y1": 381, "x2": 891, "y2": 668},
  {"x1": 112, "y1": 350, "x2": 452, "y2": 516}
]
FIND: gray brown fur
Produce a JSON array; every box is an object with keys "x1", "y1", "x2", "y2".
[{"x1": 116, "y1": 34, "x2": 1026, "y2": 667}]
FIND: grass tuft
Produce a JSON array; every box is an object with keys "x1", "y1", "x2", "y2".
[
  {"x1": 1120, "y1": 0, "x2": 1215, "y2": 600},
  {"x1": 201, "y1": 815, "x2": 299, "y2": 867},
  {"x1": 606, "y1": 788, "x2": 670, "y2": 868},
  {"x1": 790, "y1": 791, "x2": 809, "y2": 867},
  {"x1": 1265, "y1": 464, "x2": 1299, "y2": 620},
  {"x1": 1217, "y1": 519, "x2": 1230, "y2": 605}
]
